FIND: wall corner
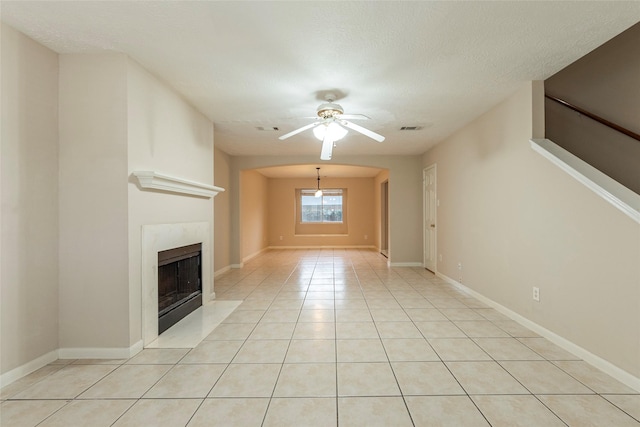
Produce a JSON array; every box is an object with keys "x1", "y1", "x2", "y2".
[{"x1": 531, "y1": 80, "x2": 545, "y2": 139}]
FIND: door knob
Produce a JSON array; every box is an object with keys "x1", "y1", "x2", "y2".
[{"x1": 430, "y1": 224, "x2": 435, "y2": 228}]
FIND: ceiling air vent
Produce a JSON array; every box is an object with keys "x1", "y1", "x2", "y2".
[
  {"x1": 399, "y1": 126, "x2": 423, "y2": 131},
  {"x1": 256, "y1": 126, "x2": 280, "y2": 131}
]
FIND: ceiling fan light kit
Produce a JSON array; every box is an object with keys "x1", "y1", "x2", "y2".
[
  {"x1": 279, "y1": 93, "x2": 385, "y2": 161},
  {"x1": 316, "y1": 100, "x2": 344, "y2": 119},
  {"x1": 313, "y1": 122, "x2": 348, "y2": 142}
]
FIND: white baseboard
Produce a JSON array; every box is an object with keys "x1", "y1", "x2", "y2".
[
  {"x1": 436, "y1": 271, "x2": 640, "y2": 393},
  {"x1": 214, "y1": 265, "x2": 231, "y2": 277},
  {"x1": 1, "y1": 342, "x2": 145, "y2": 389},
  {"x1": 390, "y1": 262, "x2": 423, "y2": 267},
  {"x1": 230, "y1": 263, "x2": 243, "y2": 269},
  {"x1": 128, "y1": 340, "x2": 144, "y2": 358},
  {"x1": 267, "y1": 245, "x2": 377, "y2": 250},
  {"x1": 58, "y1": 340, "x2": 143, "y2": 360},
  {"x1": 0, "y1": 349, "x2": 59, "y2": 389},
  {"x1": 243, "y1": 247, "x2": 269, "y2": 263}
]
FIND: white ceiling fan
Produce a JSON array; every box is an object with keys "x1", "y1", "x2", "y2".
[{"x1": 279, "y1": 94, "x2": 385, "y2": 160}]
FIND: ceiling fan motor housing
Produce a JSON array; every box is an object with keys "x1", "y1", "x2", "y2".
[{"x1": 317, "y1": 102, "x2": 344, "y2": 119}]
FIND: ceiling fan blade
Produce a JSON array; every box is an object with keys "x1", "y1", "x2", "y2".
[
  {"x1": 336, "y1": 114, "x2": 370, "y2": 120},
  {"x1": 278, "y1": 121, "x2": 321, "y2": 140},
  {"x1": 340, "y1": 120, "x2": 385, "y2": 142},
  {"x1": 320, "y1": 134, "x2": 334, "y2": 160}
]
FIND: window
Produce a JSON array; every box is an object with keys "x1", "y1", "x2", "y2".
[
  {"x1": 295, "y1": 188, "x2": 348, "y2": 236},
  {"x1": 300, "y1": 189, "x2": 344, "y2": 223}
]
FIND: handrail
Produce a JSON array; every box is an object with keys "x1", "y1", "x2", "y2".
[{"x1": 545, "y1": 94, "x2": 640, "y2": 142}]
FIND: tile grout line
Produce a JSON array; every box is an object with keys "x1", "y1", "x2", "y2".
[
  {"x1": 260, "y1": 253, "x2": 317, "y2": 427},
  {"x1": 368, "y1": 278, "x2": 416, "y2": 426},
  {"x1": 8, "y1": 249, "x2": 640, "y2": 426}
]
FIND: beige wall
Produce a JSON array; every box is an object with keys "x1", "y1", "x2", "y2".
[
  {"x1": 423, "y1": 82, "x2": 640, "y2": 378},
  {"x1": 214, "y1": 148, "x2": 231, "y2": 274},
  {"x1": 1, "y1": 24, "x2": 60, "y2": 374},
  {"x1": 58, "y1": 54, "x2": 130, "y2": 350},
  {"x1": 545, "y1": 22, "x2": 639, "y2": 135},
  {"x1": 126, "y1": 58, "x2": 214, "y2": 346},
  {"x1": 240, "y1": 170, "x2": 269, "y2": 260},
  {"x1": 40, "y1": 50, "x2": 214, "y2": 353},
  {"x1": 545, "y1": 23, "x2": 640, "y2": 193},
  {"x1": 268, "y1": 177, "x2": 375, "y2": 248},
  {"x1": 228, "y1": 156, "x2": 422, "y2": 266}
]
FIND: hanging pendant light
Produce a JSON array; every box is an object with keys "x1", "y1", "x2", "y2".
[{"x1": 315, "y1": 167, "x2": 323, "y2": 198}]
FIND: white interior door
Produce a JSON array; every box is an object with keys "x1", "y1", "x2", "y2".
[{"x1": 423, "y1": 165, "x2": 437, "y2": 272}]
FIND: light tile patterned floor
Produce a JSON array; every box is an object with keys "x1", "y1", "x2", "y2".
[{"x1": 2, "y1": 249, "x2": 639, "y2": 426}]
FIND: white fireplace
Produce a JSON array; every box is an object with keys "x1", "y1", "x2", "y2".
[{"x1": 141, "y1": 222, "x2": 212, "y2": 346}]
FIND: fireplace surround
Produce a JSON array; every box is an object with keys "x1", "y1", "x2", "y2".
[{"x1": 141, "y1": 222, "x2": 211, "y2": 346}]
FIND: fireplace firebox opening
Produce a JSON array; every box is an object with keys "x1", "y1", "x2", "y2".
[{"x1": 158, "y1": 243, "x2": 202, "y2": 334}]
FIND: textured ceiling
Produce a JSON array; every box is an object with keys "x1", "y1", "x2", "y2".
[
  {"x1": 255, "y1": 164, "x2": 384, "y2": 179},
  {"x1": 2, "y1": 1, "x2": 639, "y2": 162}
]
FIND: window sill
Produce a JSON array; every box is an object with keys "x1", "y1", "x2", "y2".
[
  {"x1": 299, "y1": 222, "x2": 344, "y2": 225},
  {"x1": 293, "y1": 234, "x2": 349, "y2": 237}
]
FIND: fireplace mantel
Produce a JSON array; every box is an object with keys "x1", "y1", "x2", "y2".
[{"x1": 133, "y1": 171, "x2": 225, "y2": 198}]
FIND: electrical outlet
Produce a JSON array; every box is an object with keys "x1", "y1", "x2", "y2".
[
  {"x1": 279, "y1": 235, "x2": 283, "y2": 241},
  {"x1": 532, "y1": 286, "x2": 540, "y2": 302},
  {"x1": 364, "y1": 235, "x2": 368, "y2": 240},
  {"x1": 457, "y1": 262, "x2": 463, "y2": 271}
]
